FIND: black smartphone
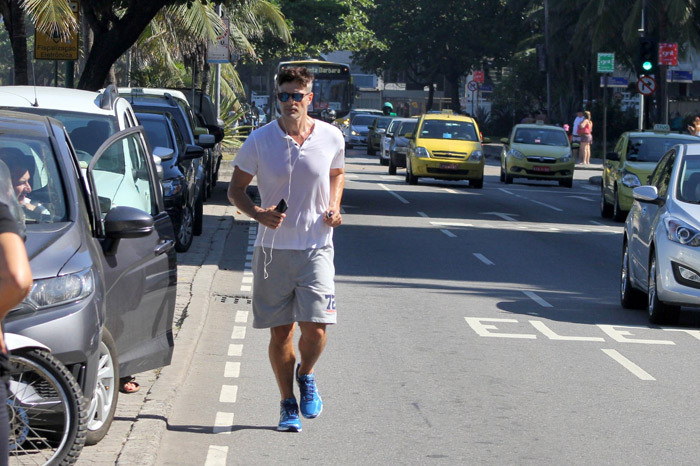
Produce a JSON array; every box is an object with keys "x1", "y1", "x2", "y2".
[{"x1": 275, "y1": 198, "x2": 288, "y2": 213}]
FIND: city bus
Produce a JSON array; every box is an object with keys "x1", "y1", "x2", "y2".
[{"x1": 275, "y1": 60, "x2": 354, "y2": 122}]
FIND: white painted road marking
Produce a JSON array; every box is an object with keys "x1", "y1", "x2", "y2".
[
  {"x1": 417, "y1": 211, "x2": 429, "y2": 218},
  {"x1": 440, "y1": 229, "x2": 457, "y2": 238},
  {"x1": 473, "y1": 253, "x2": 494, "y2": 265},
  {"x1": 483, "y1": 212, "x2": 519, "y2": 222},
  {"x1": 529, "y1": 321, "x2": 605, "y2": 342},
  {"x1": 231, "y1": 326, "x2": 246, "y2": 339},
  {"x1": 235, "y1": 310, "x2": 249, "y2": 323},
  {"x1": 205, "y1": 445, "x2": 228, "y2": 465},
  {"x1": 430, "y1": 221, "x2": 473, "y2": 227},
  {"x1": 602, "y1": 349, "x2": 655, "y2": 381},
  {"x1": 530, "y1": 199, "x2": 563, "y2": 212},
  {"x1": 219, "y1": 385, "x2": 238, "y2": 403},
  {"x1": 228, "y1": 344, "x2": 243, "y2": 356},
  {"x1": 567, "y1": 196, "x2": 595, "y2": 202},
  {"x1": 598, "y1": 325, "x2": 675, "y2": 345},
  {"x1": 523, "y1": 291, "x2": 553, "y2": 308},
  {"x1": 465, "y1": 318, "x2": 537, "y2": 339},
  {"x1": 213, "y1": 412, "x2": 234, "y2": 434},
  {"x1": 378, "y1": 183, "x2": 409, "y2": 204},
  {"x1": 224, "y1": 361, "x2": 240, "y2": 378}
]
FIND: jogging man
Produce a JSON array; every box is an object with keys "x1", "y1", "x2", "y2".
[{"x1": 228, "y1": 66, "x2": 345, "y2": 432}]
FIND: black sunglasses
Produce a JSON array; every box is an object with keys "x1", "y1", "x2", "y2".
[{"x1": 277, "y1": 92, "x2": 309, "y2": 102}]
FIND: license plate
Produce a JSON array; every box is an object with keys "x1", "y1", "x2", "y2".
[
  {"x1": 440, "y1": 163, "x2": 458, "y2": 170},
  {"x1": 533, "y1": 165, "x2": 550, "y2": 172}
]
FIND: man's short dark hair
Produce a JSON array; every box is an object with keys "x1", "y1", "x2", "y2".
[{"x1": 277, "y1": 66, "x2": 314, "y2": 91}]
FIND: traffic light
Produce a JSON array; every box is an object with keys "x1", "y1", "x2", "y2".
[{"x1": 638, "y1": 36, "x2": 657, "y2": 76}]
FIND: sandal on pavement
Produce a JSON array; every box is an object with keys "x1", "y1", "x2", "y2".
[{"x1": 119, "y1": 376, "x2": 140, "y2": 394}]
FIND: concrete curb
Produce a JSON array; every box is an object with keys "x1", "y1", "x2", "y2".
[{"x1": 116, "y1": 215, "x2": 233, "y2": 465}]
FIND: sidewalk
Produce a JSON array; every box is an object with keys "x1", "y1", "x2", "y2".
[{"x1": 76, "y1": 167, "x2": 238, "y2": 465}]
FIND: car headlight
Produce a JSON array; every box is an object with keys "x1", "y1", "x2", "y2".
[
  {"x1": 25, "y1": 268, "x2": 95, "y2": 309},
  {"x1": 621, "y1": 171, "x2": 641, "y2": 188},
  {"x1": 470, "y1": 150, "x2": 484, "y2": 162},
  {"x1": 560, "y1": 152, "x2": 572, "y2": 163},
  {"x1": 664, "y1": 217, "x2": 700, "y2": 246},
  {"x1": 415, "y1": 147, "x2": 430, "y2": 158},
  {"x1": 161, "y1": 178, "x2": 183, "y2": 197},
  {"x1": 507, "y1": 149, "x2": 524, "y2": 159},
  {"x1": 351, "y1": 130, "x2": 359, "y2": 136}
]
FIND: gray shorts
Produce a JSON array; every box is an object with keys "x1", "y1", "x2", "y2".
[{"x1": 251, "y1": 246, "x2": 337, "y2": 329}]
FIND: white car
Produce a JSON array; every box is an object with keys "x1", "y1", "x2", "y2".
[
  {"x1": 621, "y1": 142, "x2": 700, "y2": 324},
  {"x1": 380, "y1": 118, "x2": 412, "y2": 166},
  {"x1": 343, "y1": 113, "x2": 377, "y2": 149}
]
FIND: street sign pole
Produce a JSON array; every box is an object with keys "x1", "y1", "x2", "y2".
[{"x1": 603, "y1": 73, "x2": 608, "y2": 156}]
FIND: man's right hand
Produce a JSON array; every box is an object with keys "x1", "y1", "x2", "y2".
[{"x1": 255, "y1": 207, "x2": 285, "y2": 229}]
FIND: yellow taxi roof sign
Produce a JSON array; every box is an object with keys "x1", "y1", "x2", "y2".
[{"x1": 441, "y1": 109, "x2": 453, "y2": 114}]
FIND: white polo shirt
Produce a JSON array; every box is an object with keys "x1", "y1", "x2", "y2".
[{"x1": 233, "y1": 119, "x2": 345, "y2": 250}]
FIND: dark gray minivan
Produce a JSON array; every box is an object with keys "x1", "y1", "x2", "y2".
[{"x1": 0, "y1": 109, "x2": 177, "y2": 445}]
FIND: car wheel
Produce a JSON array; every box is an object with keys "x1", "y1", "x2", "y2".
[
  {"x1": 368, "y1": 145, "x2": 376, "y2": 155},
  {"x1": 388, "y1": 158, "x2": 397, "y2": 175},
  {"x1": 86, "y1": 328, "x2": 119, "y2": 446},
  {"x1": 380, "y1": 155, "x2": 388, "y2": 166},
  {"x1": 193, "y1": 190, "x2": 204, "y2": 236},
  {"x1": 600, "y1": 185, "x2": 614, "y2": 218},
  {"x1": 500, "y1": 166, "x2": 505, "y2": 182},
  {"x1": 174, "y1": 203, "x2": 195, "y2": 252},
  {"x1": 504, "y1": 171, "x2": 513, "y2": 184},
  {"x1": 613, "y1": 188, "x2": 627, "y2": 222},
  {"x1": 406, "y1": 161, "x2": 418, "y2": 185},
  {"x1": 620, "y1": 240, "x2": 645, "y2": 309},
  {"x1": 471, "y1": 177, "x2": 484, "y2": 189},
  {"x1": 648, "y1": 253, "x2": 680, "y2": 325}
]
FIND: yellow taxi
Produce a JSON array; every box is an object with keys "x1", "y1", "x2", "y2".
[
  {"x1": 500, "y1": 122, "x2": 576, "y2": 188},
  {"x1": 601, "y1": 125, "x2": 700, "y2": 221},
  {"x1": 405, "y1": 111, "x2": 486, "y2": 188}
]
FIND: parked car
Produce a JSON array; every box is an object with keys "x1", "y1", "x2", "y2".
[
  {"x1": 118, "y1": 88, "x2": 214, "y2": 235},
  {"x1": 621, "y1": 142, "x2": 700, "y2": 324},
  {"x1": 602, "y1": 125, "x2": 699, "y2": 221},
  {"x1": 177, "y1": 88, "x2": 225, "y2": 190},
  {"x1": 500, "y1": 122, "x2": 576, "y2": 188},
  {"x1": 388, "y1": 119, "x2": 418, "y2": 175},
  {"x1": 367, "y1": 116, "x2": 393, "y2": 155},
  {"x1": 0, "y1": 108, "x2": 177, "y2": 445},
  {"x1": 137, "y1": 112, "x2": 204, "y2": 252},
  {"x1": 405, "y1": 111, "x2": 487, "y2": 188},
  {"x1": 120, "y1": 87, "x2": 216, "y2": 202},
  {"x1": 343, "y1": 113, "x2": 377, "y2": 149},
  {"x1": 381, "y1": 118, "x2": 412, "y2": 167}
]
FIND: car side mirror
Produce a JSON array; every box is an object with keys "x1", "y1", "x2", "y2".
[
  {"x1": 482, "y1": 137, "x2": 491, "y2": 144},
  {"x1": 632, "y1": 185, "x2": 663, "y2": 205},
  {"x1": 500, "y1": 137, "x2": 509, "y2": 144},
  {"x1": 153, "y1": 146, "x2": 175, "y2": 161},
  {"x1": 182, "y1": 144, "x2": 205, "y2": 161},
  {"x1": 606, "y1": 151, "x2": 620, "y2": 161},
  {"x1": 403, "y1": 132, "x2": 413, "y2": 138},
  {"x1": 197, "y1": 133, "x2": 216, "y2": 149},
  {"x1": 102, "y1": 205, "x2": 155, "y2": 255}
]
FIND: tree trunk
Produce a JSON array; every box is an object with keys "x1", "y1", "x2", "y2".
[
  {"x1": 3, "y1": 0, "x2": 29, "y2": 85},
  {"x1": 78, "y1": 2, "x2": 168, "y2": 90},
  {"x1": 426, "y1": 83, "x2": 435, "y2": 111}
]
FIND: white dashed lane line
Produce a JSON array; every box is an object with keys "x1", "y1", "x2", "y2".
[
  {"x1": 213, "y1": 412, "x2": 234, "y2": 435},
  {"x1": 378, "y1": 183, "x2": 409, "y2": 204},
  {"x1": 523, "y1": 291, "x2": 553, "y2": 308},
  {"x1": 440, "y1": 229, "x2": 457, "y2": 238},
  {"x1": 473, "y1": 253, "x2": 494, "y2": 265},
  {"x1": 205, "y1": 446, "x2": 229, "y2": 465}
]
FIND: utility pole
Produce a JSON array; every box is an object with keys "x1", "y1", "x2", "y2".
[{"x1": 638, "y1": 0, "x2": 646, "y2": 130}]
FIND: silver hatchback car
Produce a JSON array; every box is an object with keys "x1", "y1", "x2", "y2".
[{"x1": 621, "y1": 142, "x2": 700, "y2": 324}]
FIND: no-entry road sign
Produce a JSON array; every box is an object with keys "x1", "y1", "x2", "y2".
[{"x1": 636, "y1": 75, "x2": 657, "y2": 96}]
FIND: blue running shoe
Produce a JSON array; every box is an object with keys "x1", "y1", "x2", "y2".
[
  {"x1": 278, "y1": 398, "x2": 302, "y2": 432},
  {"x1": 296, "y1": 364, "x2": 323, "y2": 419}
]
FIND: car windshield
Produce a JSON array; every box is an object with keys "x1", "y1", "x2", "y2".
[
  {"x1": 419, "y1": 120, "x2": 478, "y2": 141},
  {"x1": 3, "y1": 108, "x2": 117, "y2": 163},
  {"x1": 398, "y1": 122, "x2": 417, "y2": 137},
  {"x1": 387, "y1": 119, "x2": 404, "y2": 134},
  {"x1": 375, "y1": 117, "x2": 392, "y2": 129},
  {"x1": 627, "y1": 136, "x2": 698, "y2": 162},
  {"x1": 0, "y1": 133, "x2": 68, "y2": 224},
  {"x1": 352, "y1": 115, "x2": 377, "y2": 126},
  {"x1": 676, "y1": 155, "x2": 700, "y2": 203},
  {"x1": 140, "y1": 116, "x2": 173, "y2": 150},
  {"x1": 514, "y1": 128, "x2": 568, "y2": 146}
]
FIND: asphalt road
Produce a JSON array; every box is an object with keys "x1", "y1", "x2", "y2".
[{"x1": 152, "y1": 149, "x2": 700, "y2": 466}]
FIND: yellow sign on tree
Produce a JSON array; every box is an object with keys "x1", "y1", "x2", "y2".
[{"x1": 35, "y1": 1, "x2": 80, "y2": 61}]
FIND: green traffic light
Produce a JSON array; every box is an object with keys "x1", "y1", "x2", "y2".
[{"x1": 642, "y1": 61, "x2": 653, "y2": 71}]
